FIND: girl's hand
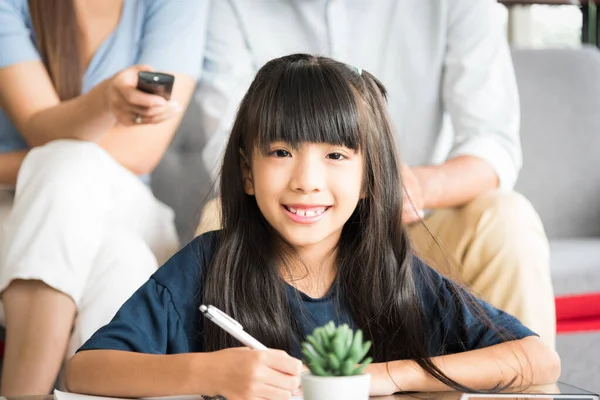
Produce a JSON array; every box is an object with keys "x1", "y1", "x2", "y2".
[
  {"x1": 105, "y1": 65, "x2": 183, "y2": 127},
  {"x1": 204, "y1": 347, "x2": 302, "y2": 400}
]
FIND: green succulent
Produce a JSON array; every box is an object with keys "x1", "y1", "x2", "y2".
[{"x1": 301, "y1": 322, "x2": 373, "y2": 377}]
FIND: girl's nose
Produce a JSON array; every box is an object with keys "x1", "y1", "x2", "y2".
[{"x1": 290, "y1": 155, "x2": 326, "y2": 194}]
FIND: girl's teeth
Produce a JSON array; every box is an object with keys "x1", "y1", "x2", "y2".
[{"x1": 287, "y1": 206, "x2": 326, "y2": 216}]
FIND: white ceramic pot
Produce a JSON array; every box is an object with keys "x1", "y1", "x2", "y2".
[{"x1": 301, "y1": 372, "x2": 370, "y2": 400}]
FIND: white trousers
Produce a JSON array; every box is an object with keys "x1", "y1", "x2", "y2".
[{"x1": 0, "y1": 139, "x2": 179, "y2": 357}]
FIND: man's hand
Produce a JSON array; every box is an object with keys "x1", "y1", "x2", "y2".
[{"x1": 401, "y1": 163, "x2": 425, "y2": 225}]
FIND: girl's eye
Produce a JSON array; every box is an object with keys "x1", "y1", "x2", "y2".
[
  {"x1": 270, "y1": 149, "x2": 291, "y2": 158},
  {"x1": 327, "y1": 153, "x2": 346, "y2": 160}
]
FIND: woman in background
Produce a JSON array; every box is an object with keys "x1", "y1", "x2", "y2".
[{"x1": 0, "y1": 0, "x2": 209, "y2": 395}]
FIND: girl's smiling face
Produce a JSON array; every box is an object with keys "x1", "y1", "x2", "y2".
[{"x1": 242, "y1": 141, "x2": 364, "y2": 251}]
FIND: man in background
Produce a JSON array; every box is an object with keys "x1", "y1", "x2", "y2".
[{"x1": 195, "y1": 0, "x2": 556, "y2": 347}]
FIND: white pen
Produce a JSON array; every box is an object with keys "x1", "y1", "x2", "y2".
[{"x1": 199, "y1": 304, "x2": 268, "y2": 350}]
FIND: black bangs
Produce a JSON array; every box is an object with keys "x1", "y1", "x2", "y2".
[{"x1": 251, "y1": 58, "x2": 362, "y2": 154}]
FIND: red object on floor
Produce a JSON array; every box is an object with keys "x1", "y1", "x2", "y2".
[{"x1": 555, "y1": 292, "x2": 600, "y2": 334}]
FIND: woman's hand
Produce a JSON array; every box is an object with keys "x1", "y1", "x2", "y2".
[
  {"x1": 201, "y1": 348, "x2": 302, "y2": 400},
  {"x1": 105, "y1": 65, "x2": 183, "y2": 126}
]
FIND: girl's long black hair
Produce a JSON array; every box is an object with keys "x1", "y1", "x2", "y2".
[{"x1": 202, "y1": 54, "x2": 515, "y2": 392}]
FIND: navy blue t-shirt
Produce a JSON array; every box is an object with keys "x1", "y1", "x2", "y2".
[{"x1": 79, "y1": 231, "x2": 536, "y2": 358}]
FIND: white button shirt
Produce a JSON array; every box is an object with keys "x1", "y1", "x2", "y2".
[{"x1": 198, "y1": 0, "x2": 521, "y2": 189}]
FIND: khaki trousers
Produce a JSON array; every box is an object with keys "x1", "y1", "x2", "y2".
[{"x1": 196, "y1": 190, "x2": 556, "y2": 348}]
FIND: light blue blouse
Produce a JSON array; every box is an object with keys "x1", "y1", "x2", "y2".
[{"x1": 0, "y1": 0, "x2": 209, "y2": 153}]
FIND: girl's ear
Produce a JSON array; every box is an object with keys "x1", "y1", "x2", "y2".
[{"x1": 240, "y1": 149, "x2": 255, "y2": 195}]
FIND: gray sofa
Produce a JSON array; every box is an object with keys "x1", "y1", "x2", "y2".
[
  {"x1": 512, "y1": 47, "x2": 600, "y2": 392},
  {"x1": 151, "y1": 47, "x2": 600, "y2": 392}
]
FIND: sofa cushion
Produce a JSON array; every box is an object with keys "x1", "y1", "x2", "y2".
[
  {"x1": 550, "y1": 238, "x2": 600, "y2": 297},
  {"x1": 512, "y1": 47, "x2": 600, "y2": 239}
]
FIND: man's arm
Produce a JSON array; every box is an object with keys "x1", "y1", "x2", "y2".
[
  {"x1": 418, "y1": 0, "x2": 520, "y2": 209},
  {"x1": 413, "y1": 156, "x2": 498, "y2": 210}
]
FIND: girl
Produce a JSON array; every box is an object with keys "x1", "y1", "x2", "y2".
[
  {"x1": 0, "y1": 0, "x2": 208, "y2": 395},
  {"x1": 65, "y1": 54, "x2": 560, "y2": 399}
]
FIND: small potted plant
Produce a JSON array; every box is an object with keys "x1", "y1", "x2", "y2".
[{"x1": 301, "y1": 322, "x2": 373, "y2": 400}]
